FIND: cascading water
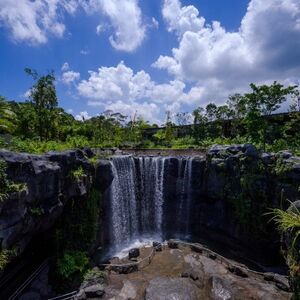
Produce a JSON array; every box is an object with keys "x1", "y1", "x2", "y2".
[
  {"x1": 109, "y1": 156, "x2": 138, "y2": 246},
  {"x1": 109, "y1": 156, "x2": 166, "y2": 251},
  {"x1": 108, "y1": 155, "x2": 193, "y2": 253},
  {"x1": 177, "y1": 157, "x2": 193, "y2": 237}
]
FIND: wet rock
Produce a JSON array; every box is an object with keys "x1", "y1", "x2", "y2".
[
  {"x1": 84, "y1": 284, "x2": 105, "y2": 298},
  {"x1": 208, "y1": 253, "x2": 217, "y2": 260},
  {"x1": 145, "y1": 277, "x2": 198, "y2": 300},
  {"x1": 168, "y1": 240, "x2": 178, "y2": 249},
  {"x1": 153, "y1": 241, "x2": 162, "y2": 251},
  {"x1": 111, "y1": 264, "x2": 138, "y2": 274},
  {"x1": 227, "y1": 265, "x2": 248, "y2": 278},
  {"x1": 190, "y1": 244, "x2": 203, "y2": 254},
  {"x1": 128, "y1": 248, "x2": 140, "y2": 259}
]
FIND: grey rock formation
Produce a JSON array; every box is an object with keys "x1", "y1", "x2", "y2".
[
  {"x1": 0, "y1": 148, "x2": 110, "y2": 254},
  {"x1": 145, "y1": 277, "x2": 199, "y2": 300}
]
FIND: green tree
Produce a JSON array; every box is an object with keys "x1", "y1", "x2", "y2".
[
  {"x1": 243, "y1": 82, "x2": 297, "y2": 150},
  {"x1": 0, "y1": 96, "x2": 16, "y2": 133},
  {"x1": 11, "y1": 102, "x2": 36, "y2": 138},
  {"x1": 205, "y1": 103, "x2": 222, "y2": 138},
  {"x1": 192, "y1": 107, "x2": 207, "y2": 142},
  {"x1": 25, "y1": 68, "x2": 58, "y2": 140},
  {"x1": 227, "y1": 93, "x2": 247, "y2": 137}
]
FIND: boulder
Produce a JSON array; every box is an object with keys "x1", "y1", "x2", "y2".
[
  {"x1": 84, "y1": 284, "x2": 105, "y2": 298},
  {"x1": 168, "y1": 241, "x2": 178, "y2": 249},
  {"x1": 153, "y1": 241, "x2": 162, "y2": 251},
  {"x1": 145, "y1": 277, "x2": 199, "y2": 300},
  {"x1": 128, "y1": 248, "x2": 140, "y2": 259}
]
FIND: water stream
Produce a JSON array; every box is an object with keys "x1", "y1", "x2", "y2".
[{"x1": 109, "y1": 155, "x2": 193, "y2": 252}]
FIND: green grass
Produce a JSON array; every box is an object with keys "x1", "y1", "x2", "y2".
[{"x1": 268, "y1": 201, "x2": 300, "y2": 248}]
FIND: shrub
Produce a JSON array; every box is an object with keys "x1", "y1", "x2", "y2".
[
  {"x1": 57, "y1": 251, "x2": 89, "y2": 280},
  {"x1": 69, "y1": 166, "x2": 85, "y2": 181},
  {"x1": 0, "y1": 249, "x2": 17, "y2": 271}
]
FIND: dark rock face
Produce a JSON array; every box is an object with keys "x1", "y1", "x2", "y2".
[
  {"x1": 1, "y1": 144, "x2": 300, "y2": 269},
  {"x1": 0, "y1": 149, "x2": 110, "y2": 255}
]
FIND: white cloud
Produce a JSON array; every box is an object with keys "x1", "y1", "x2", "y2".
[
  {"x1": 61, "y1": 62, "x2": 69, "y2": 72},
  {"x1": 77, "y1": 61, "x2": 214, "y2": 123},
  {"x1": 75, "y1": 111, "x2": 91, "y2": 121},
  {"x1": 62, "y1": 70, "x2": 80, "y2": 84},
  {"x1": 162, "y1": 0, "x2": 205, "y2": 37},
  {"x1": 152, "y1": 17, "x2": 159, "y2": 29},
  {"x1": 0, "y1": 0, "x2": 146, "y2": 51},
  {"x1": 96, "y1": 24, "x2": 106, "y2": 35},
  {"x1": 0, "y1": 0, "x2": 71, "y2": 44},
  {"x1": 80, "y1": 49, "x2": 90, "y2": 55},
  {"x1": 83, "y1": 0, "x2": 146, "y2": 52},
  {"x1": 154, "y1": 0, "x2": 300, "y2": 106}
]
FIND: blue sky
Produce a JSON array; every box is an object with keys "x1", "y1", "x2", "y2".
[{"x1": 0, "y1": 0, "x2": 299, "y2": 123}]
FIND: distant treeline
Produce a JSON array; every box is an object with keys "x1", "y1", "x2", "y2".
[{"x1": 0, "y1": 69, "x2": 299, "y2": 153}]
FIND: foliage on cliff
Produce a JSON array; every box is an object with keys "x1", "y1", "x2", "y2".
[
  {"x1": 52, "y1": 187, "x2": 102, "y2": 290},
  {"x1": 0, "y1": 160, "x2": 26, "y2": 201},
  {"x1": 269, "y1": 201, "x2": 300, "y2": 298}
]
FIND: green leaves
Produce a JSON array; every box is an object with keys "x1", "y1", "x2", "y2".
[
  {"x1": 0, "y1": 96, "x2": 16, "y2": 133},
  {"x1": 57, "y1": 251, "x2": 89, "y2": 280}
]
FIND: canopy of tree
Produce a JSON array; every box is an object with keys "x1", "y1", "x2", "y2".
[{"x1": 0, "y1": 69, "x2": 299, "y2": 154}]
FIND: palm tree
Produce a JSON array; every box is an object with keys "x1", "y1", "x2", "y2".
[{"x1": 0, "y1": 96, "x2": 16, "y2": 133}]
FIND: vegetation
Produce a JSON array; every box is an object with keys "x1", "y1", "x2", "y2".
[
  {"x1": 0, "y1": 69, "x2": 299, "y2": 154},
  {"x1": 0, "y1": 160, "x2": 26, "y2": 201},
  {"x1": 52, "y1": 188, "x2": 101, "y2": 290},
  {"x1": 269, "y1": 201, "x2": 300, "y2": 298},
  {"x1": 57, "y1": 250, "x2": 89, "y2": 280},
  {"x1": 0, "y1": 249, "x2": 17, "y2": 271},
  {"x1": 69, "y1": 166, "x2": 85, "y2": 181}
]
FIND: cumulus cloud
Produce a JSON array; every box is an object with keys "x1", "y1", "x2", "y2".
[
  {"x1": 0, "y1": 0, "x2": 146, "y2": 51},
  {"x1": 82, "y1": 0, "x2": 146, "y2": 52},
  {"x1": 154, "y1": 0, "x2": 300, "y2": 106},
  {"x1": 162, "y1": 0, "x2": 205, "y2": 37},
  {"x1": 0, "y1": 0, "x2": 75, "y2": 44},
  {"x1": 77, "y1": 61, "x2": 205, "y2": 123},
  {"x1": 62, "y1": 70, "x2": 80, "y2": 84}
]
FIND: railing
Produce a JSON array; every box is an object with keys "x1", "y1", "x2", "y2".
[
  {"x1": 8, "y1": 259, "x2": 49, "y2": 300},
  {"x1": 48, "y1": 291, "x2": 78, "y2": 300}
]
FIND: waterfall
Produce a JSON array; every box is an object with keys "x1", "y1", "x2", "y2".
[
  {"x1": 109, "y1": 156, "x2": 138, "y2": 247},
  {"x1": 108, "y1": 155, "x2": 194, "y2": 252},
  {"x1": 109, "y1": 156, "x2": 166, "y2": 250},
  {"x1": 177, "y1": 157, "x2": 193, "y2": 236}
]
